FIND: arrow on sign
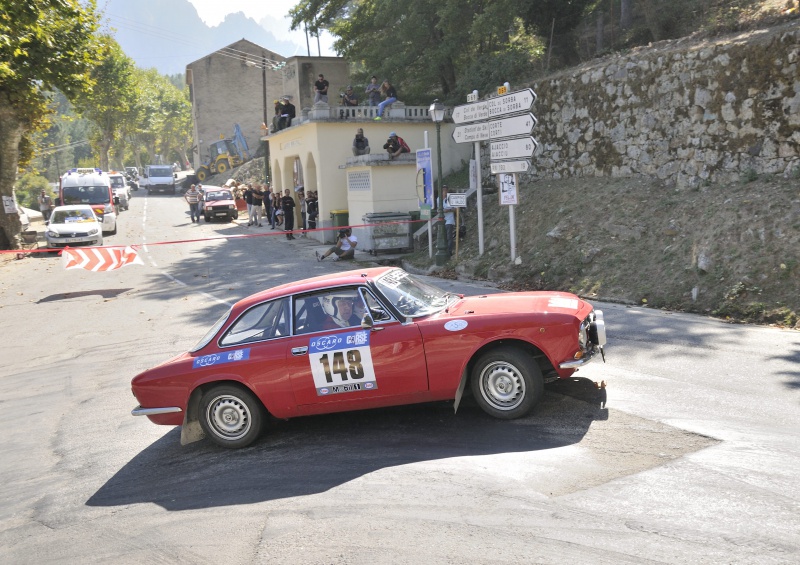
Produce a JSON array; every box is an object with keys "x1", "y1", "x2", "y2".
[
  {"x1": 452, "y1": 122, "x2": 490, "y2": 144},
  {"x1": 490, "y1": 137, "x2": 539, "y2": 160},
  {"x1": 490, "y1": 160, "x2": 532, "y2": 174},
  {"x1": 489, "y1": 113, "x2": 538, "y2": 140},
  {"x1": 452, "y1": 101, "x2": 488, "y2": 124},
  {"x1": 487, "y1": 88, "x2": 537, "y2": 118}
]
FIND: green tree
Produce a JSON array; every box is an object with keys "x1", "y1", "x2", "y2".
[
  {"x1": 289, "y1": 0, "x2": 593, "y2": 103},
  {"x1": 73, "y1": 37, "x2": 138, "y2": 171},
  {"x1": 0, "y1": 0, "x2": 101, "y2": 249}
]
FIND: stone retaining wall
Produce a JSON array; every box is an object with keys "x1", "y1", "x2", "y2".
[{"x1": 485, "y1": 22, "x2": 800, "y2": 188}]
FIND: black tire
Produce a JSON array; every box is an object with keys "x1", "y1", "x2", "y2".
[
  {"x1": 204, "y1": 213, "x2": 210, "y2": 222},
  {"x1": 198, "y1": 385, "x2": 264, "y2": 448},
  {"x1": 110, "y1": 224, "x2": 117, "y2": 236},
  {"x1": 470, "y1": 346, "x2": 543, "y2": 420},
  {"x1": 216, "y1": 160, "x2": 229, "y2": 174},
  {"x1": 196, "y1": 167, "x2": 209, "y2": 182}
]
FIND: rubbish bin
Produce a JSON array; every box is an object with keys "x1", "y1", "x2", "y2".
[
  {"x1": 361, "y1": 212, "x2": 412, "y2": 255},
  {"x1": 330, "y1": 209, "x2": 349, "y2": 227}
]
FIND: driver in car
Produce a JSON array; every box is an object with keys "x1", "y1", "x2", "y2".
[{"x1": 322, "y1": 295, "x2": 361, "y2": 329}]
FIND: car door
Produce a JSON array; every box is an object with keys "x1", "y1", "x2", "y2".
[{"x1": 286, "y1": 287, "x2": 429, "y2": 410}]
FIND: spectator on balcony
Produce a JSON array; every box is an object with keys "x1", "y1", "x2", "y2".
[
  {"x1": 341, "y1": 85, "x2": 358, "y2": 107},
  {"x1": 365, "y1": 75, "x2": 381, "y2": 107},
  {"x1": 374, "y1": 80, "x2": 397, "y2": 120},
  {"x1": 314, "y1": 73, "x2": 329, "y2": 104},
  {"x1": 383, "y1": 132, "x2": 410, "y2": 159},
  {"x1": 279, "y1": 97, "x2": 295, "y2": 130},
  {"x1": 353, "y1": 128, "x2": 370, "y2": 156}
]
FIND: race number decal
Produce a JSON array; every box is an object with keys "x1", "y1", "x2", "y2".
[{"x1": 308, "y1": 330, "x2": 377, "y2": 396}]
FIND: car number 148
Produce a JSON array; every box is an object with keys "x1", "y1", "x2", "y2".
[{"x1": 308, "y1": 330, "x2": 378, "y2": 396}]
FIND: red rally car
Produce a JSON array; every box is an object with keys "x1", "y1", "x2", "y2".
[{"x1": 131, "y1": 267, "x2": 607, "y2": 448}]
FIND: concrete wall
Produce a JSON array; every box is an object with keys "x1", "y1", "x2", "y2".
[
  {"x1": 282, "y1": 57, "x2": 351, "y2": 112},
  {"x1": 509, "y1": 22, "x2": 800, "y2": 188}
]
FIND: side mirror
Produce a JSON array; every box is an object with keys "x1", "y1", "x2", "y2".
[
  {"x1": 114, "y1": 196, "x2": 120, "y2": 204},
  {"x1": 361, "y1": 313, "x2": 374, "y2": 329},
  {"x1": 174, "y1": 173, "x2": 178, "y2": 179}
]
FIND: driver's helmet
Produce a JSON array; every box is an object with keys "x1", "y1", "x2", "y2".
[{"x1": 321, "y1": 291, "x2": 359, "y2": 317}]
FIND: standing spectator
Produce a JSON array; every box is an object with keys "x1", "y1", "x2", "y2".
[
  {"x1": 374, "y1": 79, "x2": 397, "y2": 120},
  {"x1": 341, "y1": 85, "x2": 358, "y2": 107},
  {"x1": 314, "y1": 74, "x2": 329, "y2": 104},
  {"x1": 365, "y1": 75, "x2": 381, "y2": 107},
  {"x1": 271, "y1": 189, "x2": 282, "y2": 228},
  {"x1": 38, "y1": 190, "x2": 52, "y2": 222},
  {"x1": 383, "y1": 132, "x2": 410, "y2": 158},
  {"x1": 316, "y1": 227, "x2": 357, "y2": 262},
  {"x1": 184, "y1": 184, "x2": 201, "y2": 223},
  {"x1": 442, "y1": 185, "x2": 455, "y2": 256},
  {"x1": 263, "y1": 184, "x2": 273, "y2": 225},
  {"x1": 279, "y1": 97, "x2": 296, "y2": 129},
  {"x1": 353, "y1": 128, "x2": 370, "y2": 155},
  {"x1": 243, "y1": 183, "x2": 255, "y2": 226},
  {"x1": 297, "y1": 188, "x2": 307, "y2": 236},
  {"x1": 251, "y1": 184, "x2": 264, "y2": 227},
  {"x1": 598, "y1": 380, "x2": 607, "y2": 409},
  {"x1": 306, "y1": 191, "x2": 318, "y2": 231},
  {"x1": 281, "y1": 189, "x2": 296, "y2": 240}
]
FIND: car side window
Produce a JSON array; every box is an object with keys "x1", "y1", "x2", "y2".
[
  {"x1": 219, "y1": 297, "x2": 289, "y2": 346},
  {"x1": 294, "y1": 294, "x2": 331, "y2": 335},
  {"x1": 360, "y1": 289, "x2": 393, "y2": 322}
]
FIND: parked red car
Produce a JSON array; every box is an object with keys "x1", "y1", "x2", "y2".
[
  {"x1": 131, "y1": 267, "x2": 606, "y2": 448},
  {"x1": 200, "y1": 187, "x2": 238, "y2": 222}
]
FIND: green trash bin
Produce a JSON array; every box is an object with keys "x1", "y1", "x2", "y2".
[{"x1": 330, "y1": 209, "x2": 349, "y2": 227}]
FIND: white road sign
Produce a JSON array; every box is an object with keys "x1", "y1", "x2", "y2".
[
  {"x1": 490, "y1": 160, "x2": 531, "y2": 174},
  {"x1": 452, "y1": 101, "x2": 489, "y2": 124},
  {"x1": 446, "y1": 193, "x2": 467, "y2": 207},
  {"x1": 490, "y1": 137, "x2": 539, "y2": 160},
  {"x1": 489, "y1": 113, "x2": 538, "y2": 140},
  {"x1": 488, "y1": 89, "x2": 537, "y2": 118},
  {"x1": 452, "y1": 122, "x2": 490, "y2": 143}
]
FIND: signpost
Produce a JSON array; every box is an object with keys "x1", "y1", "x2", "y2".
[
  {"x1": 446, "y1": 193, "x2": 467, "y2": 207},
  {"x1": 451, "y1": 87, "x2": 539, "y2": 262}
]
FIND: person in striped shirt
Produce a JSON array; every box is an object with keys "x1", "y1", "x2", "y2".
[{"x1": 184, "y1": 184, "x2": 201, "y2": 223}]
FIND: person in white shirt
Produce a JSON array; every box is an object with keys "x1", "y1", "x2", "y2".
[{"x1": 316, "y1": 228, "x2": 358, "y2": 261}]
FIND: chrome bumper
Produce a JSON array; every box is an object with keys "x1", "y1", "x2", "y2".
[
  {"x1": 559, "y1": 346, "x2": 605, "y2": 370},
  {"x1": 131, "y1": 405, "x2": 182, "y2": 417}
]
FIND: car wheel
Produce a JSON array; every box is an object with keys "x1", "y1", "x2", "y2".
[
  {"x1": 110, "y1": 224, "x2": 117, "y2": 236},
  {"x1": 204, "y1": 213, "x2": 210, "y2": 222},
  {"x1": 470, "y1": 346, "x2": 542, "y2": 420},
  {"x1": 198, "y1": 385, "x2": 264, "y2": 448}
]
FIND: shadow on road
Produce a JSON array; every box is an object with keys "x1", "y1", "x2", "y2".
[
  {"x1": 87, "y1": 382, "x2": 605, "y2": 511},
  {"x1": 37, "y1": 288, "x2": 133, "y2": 303}
]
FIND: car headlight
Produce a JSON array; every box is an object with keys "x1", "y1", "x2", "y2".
[
  {"x1": 46, "y1": 230, "x2": 58, "y2": 238},
  {"x1": 104, "y1": 204, "x2": 113, "y2": 213},
  {"x1": 88, "y1": 228, "x2": 99, "y2": 235},
  {"x1": 228, "y1": 205, "x2": 235, "y2": 210}
]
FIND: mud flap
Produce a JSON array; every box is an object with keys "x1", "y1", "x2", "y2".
[
  {"x1": 180, "y1": 387, "x2": 205, "y2": 445},
  {"x1": 453, "y1": 368, "x2": 468, "y2": 414}
]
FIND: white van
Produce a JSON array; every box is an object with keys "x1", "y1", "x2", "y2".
[
  {"x1": 59, "y1": 168, "x2": 118, "y2": 235},
  {"x1": 143, "y1": 164, "x2": 176, "y2": 194}
]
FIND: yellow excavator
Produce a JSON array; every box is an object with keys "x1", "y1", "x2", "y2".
[{"x1": 195, "y1": 124, "x2": 251, "y2": 182}]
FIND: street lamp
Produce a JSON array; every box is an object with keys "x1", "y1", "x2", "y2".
[{"x1": 429, "y1": 99, "x2": 449, "y2": 266}]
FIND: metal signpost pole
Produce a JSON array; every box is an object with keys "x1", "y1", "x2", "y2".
[
  {"x1": 261, "y1": 56, "x2": 269, "y2": 184},
  {"x1": 430, "y1": 100, "x2": 449, "y2": 266},
  {"x1": 475, "y1": 141, "x2": 483, "y2": 255},
  {"x1": 510, "y1": 173, "x2": 517, "y2": 261}
]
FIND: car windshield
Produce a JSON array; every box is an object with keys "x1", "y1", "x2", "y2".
[
  {"x1": 61, "y1": 186, "x2": 110, "y2": 205},
  {"x1": 148, "y1": 166, "x2": 172, "y2": 177},
  {"x1": 374, "y1": 269, "x2": 452, "y2": 317},
  {"x1": 206, "y1": 191, "x2": 231, "y2": 201},
  {"x1": 110, "y1": 176, "x2": 125, "y2": 188},
  {"x1": 52, "y1": 209, "x2": 95, "y2": 224}
]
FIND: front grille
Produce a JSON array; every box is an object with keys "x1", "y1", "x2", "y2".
[{"x1": 54, "y1": 231, "x2": 91, "y2": 238}]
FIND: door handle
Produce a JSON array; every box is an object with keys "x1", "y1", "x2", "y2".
[{"x1": 291, "y1": 346, "x2": 308, "y2": 356}]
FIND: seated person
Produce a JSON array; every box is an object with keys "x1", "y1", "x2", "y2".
[
  {"x1": 383, "y1": 132, "x2": 410, "y2": 159},
  {"x1": 352, "y1": 128, "x2": 370, "y2": 156},
  {"x1": 316, "y1": 227, "x2": 357, "y2": 261},
  {"x1": 321, "y1": 294, "x2": 361, "y2": 329}
]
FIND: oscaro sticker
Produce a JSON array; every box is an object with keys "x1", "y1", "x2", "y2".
[
  {"x1": 444, "y1": 320, "x2": 468, "y2": 331},
  {"x1": 193, "y1": 348, "x2": 250, "y2": 368}
]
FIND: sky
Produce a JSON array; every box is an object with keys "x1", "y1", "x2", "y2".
[{"x1": 187, "y1": 0, "x2": 335, "y2": 55}]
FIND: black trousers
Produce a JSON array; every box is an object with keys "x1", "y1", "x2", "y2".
[{"x1": 284, "y1": 208, "x2": 294, "y2": 236}]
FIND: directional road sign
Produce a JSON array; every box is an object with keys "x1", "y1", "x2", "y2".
[
  {"x1": 490, "y1": 160, "x2": 532, "y2": 174},
  {"x1": 452, "y1": 122, "x2": 489, "y2": 144},
  {"x1": 446, "y1": 193, "x2": 467, "y2": 207},
  {"x1": 490, "y1": 137, "x2": 539, "y2": 161},
  {"x1": 489, "y1": 113, "x2": 538, "y2": 140},
  {"x1": 488, "y1": 88, "x2": 537, "y2": 118},
  {"x1": 452, "y1": 101, "x2": 488, "y2": 124}
]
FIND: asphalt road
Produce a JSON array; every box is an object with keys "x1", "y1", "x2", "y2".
[{"x1": 1, "y1": 190, "x2": 799, "y2": 564}]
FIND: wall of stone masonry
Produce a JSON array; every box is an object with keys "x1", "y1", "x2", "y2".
[{"x1": 483, "y1": 22, "x2": 800, "y2": 188}]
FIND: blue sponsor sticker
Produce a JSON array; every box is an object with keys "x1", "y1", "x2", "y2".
[{"x1": 193, "y1": 348, "x2": 251, "y2": 369}]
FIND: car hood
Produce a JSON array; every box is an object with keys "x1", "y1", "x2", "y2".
[
  {"x1": 49, "y1": 221, "x2": 101, "y2": 233},
  {"x1": 204, "y1": 199, "x2": 235, "y2": 206},
  {"x1": 450, "y1": 291, "x2": 588, "y2": 317}
]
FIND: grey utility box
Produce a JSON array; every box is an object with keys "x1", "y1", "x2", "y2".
[{"x1": 358, "y1": 212, "x2": 412, "y2": 255}]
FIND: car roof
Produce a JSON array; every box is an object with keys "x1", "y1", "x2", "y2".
[
  {"x1": 52, "y1": 205, "x2": 98, "y2": 212},
  {"x1": 233, "y1": 266, "x2": 398, "y2": 310}
]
